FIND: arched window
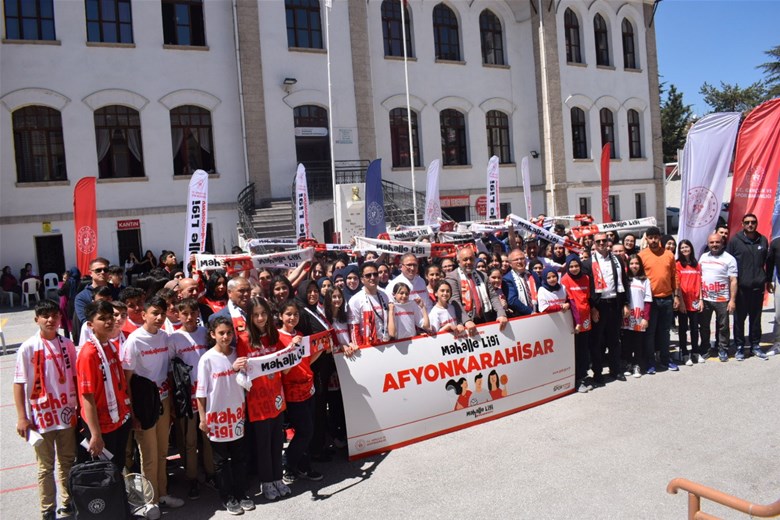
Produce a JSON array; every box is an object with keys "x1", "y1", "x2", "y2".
[
  {"x1": 94, "y1": 105, "x2": 144, "y2": 179},
  {"x1": 433, "y1": 3, "x2": 460, "y2": 61},
  {"x1": 564, "y1": 8, "x2": 581, "y2": 64},
  {"x1": 440, "y1": 109, "x2": 467, "y2": 165},
  {"x1": 12, "y1": 106, "x2": 66, "y2": 183},
  {"x1": 286, "y1": 0, "x2": 322, "y2": 49},
  {"x1": 381, "y1": 0, "x2": 413, "y2": 57},
  {"x1": 593, "y1": 14, "x2": 609, "y2": 66},
  {"x1": 486, "y1": 110, "x2": 511, "y2": 164},
  {"x1": 479, "y1": 9, "x2": 504, "y2": 65},
  {"x1": 627, "y1": 109, "x2": 642, "y2": 158},
  {"x1": 599, "y1": 108, "x2": 616, "y2": 158},
  {"x1": 389, "y1": 108, "x2": 420, "y2": 167},
  {"x1": 570, "y1": 107, "x2": 587, "y2": 159},
  {"x1": 622, "y1": 18, "x2": 637, "y2": 69},
  {"x1": 170, "y1": 105, "x2": 214, "y2": 176}
]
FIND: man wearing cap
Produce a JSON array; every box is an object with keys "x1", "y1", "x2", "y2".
[
  {"x1": 726, "y1": 214, "x2": 770, "y2": 360},
  {"x1": 638, "y1": 226, "x2": 678, "y2": 373}
]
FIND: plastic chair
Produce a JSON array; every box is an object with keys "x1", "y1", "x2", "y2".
[
  {"x1": 0, "y1": 288, "x2": 16, "y2": 307},
  {"x1": 22, "y1": 278, "x2": 41, "y2": 308},
  {"x1": 0, "y1": 317, "x2": 6, "y2": 355},
  {"x1": 43, "y1": 273, "x2": 59, "y2": 299}
]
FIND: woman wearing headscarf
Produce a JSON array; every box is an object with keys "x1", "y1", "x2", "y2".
[{"x1": 560, "y1": 255, "x2": 592, "y2": 393}]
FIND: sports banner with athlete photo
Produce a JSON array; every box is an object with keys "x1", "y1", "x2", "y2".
[
  {"x1": 334, "y1": 312, "x2": 575, "y2": 460},
  {"x1": 294, "y1": 163, "x2": 311, "y2": 240},
  {"x1": 183, "y1": 169, "x2": 209, "y2": 275},
  {"x1": 678, "y1": 112, "x2": 741, "y2": 256},
  {"x1": 424, "y1": 159, "x2": 441, "y2": 226},
  {"x1": 73, "y1": 177, "x2": 98, "y2": 276},
  {"x1": 486, "y1": 155, "x2": 500, "y2": 219},
  {"x1": 569, "y1": 217, "x2": 657, "y2": 239},
  {"x1": 728, "y1": 98, "x2": 780, "y2": 240}
]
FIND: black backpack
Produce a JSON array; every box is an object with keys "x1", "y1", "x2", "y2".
[
  {"x1": 68, "y1": 459, "x2": 130, "y2": 519},
  {"x1": 171, "y1": 357, "x2": 194, "y2": 419}
]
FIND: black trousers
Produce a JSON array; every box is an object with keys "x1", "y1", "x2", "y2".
[
  {"x1": 590, "y1": 299, "x2": 621, "y2": 377},
  {"x1": 211, "y1": 436, "x2": 248, "y2": 502},
  {"x1": 285, "y1": 396, "x2": 315, "y2": 472},
  {"x1": 77, "y1": 419, "x2": 131, "y2": 472},
  {"x1": 734, "y1": 288, "x2": 764, "y2": 348},
  {"x1": 677, "y1": 311, "x2": 700, "y2": 356},
  {"x1": 251, "y1": 415, "x2": 284, "y2": 483}
]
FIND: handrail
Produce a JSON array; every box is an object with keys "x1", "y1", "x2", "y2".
[
  {"x1": 667, "y1": 478, "x2": 780, "y2": 520},
  {"x1": 237, "y1": 182, "x2": 257, "y2": 240}
]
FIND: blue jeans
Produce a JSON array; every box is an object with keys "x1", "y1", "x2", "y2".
[{"x1": 645, "y1": 296, "x2": 673, "y2": 368}]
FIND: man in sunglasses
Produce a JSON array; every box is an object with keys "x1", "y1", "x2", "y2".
[
  {"x1": 726, "y1": 214, "x2": 770, "y2": 360},
  {"x1": 348, "y1": 262, "x2": 391, "y2": 347},
  {"x1": 386, "y1": 253, "x2": 430, "y2": 310},
  {"x1": 74, "y1": 257, "x2": 118, "y2": 331}
]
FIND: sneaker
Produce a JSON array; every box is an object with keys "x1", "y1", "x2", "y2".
[
  {"x1": 623, "y1": 363, "x2": 633, "y2": 377},
  {"x1": 633, "y1": 365, "x2": 642, "y2": 378},
  {"x1": 577, "y1": 382, "x2": 589, "y2": 393},
  {"x1": 42, "y1": 510, "x2": 55, "y2": 520},
  {"x1": 615, "y1": 372, "x2": 626, "y2": 381},
  {"x1": 204, "y1": 474, "x2": 217, "y2": 489},
  {"x1": 224, "y1": 497, "x2": 243, "y2": 516},
  {"x1": 667, "y1": 362, "x2": 679, "y2": 372},
  {"x1": 262, "y1": 481, "x2": 280, "y2": 501},
  {"x1": 719, "y1": 350, "x2": 729, "y2": 362},
  {"x1": 295, "y1": 468, "x2": 324, "y2": 481},
  {"x1": 274, "y1": 479, "x2": 292, "y2": 497},
  {"x1": 767, "y1": 345, "x2": 780, "y2": 356},
  {"x1": 752, "y1": 346, "x2": 768, "y2": 360},
  {"x1": 144, "y1": 504, "x2": 161, "y2": 520},
  {"x1": 696, "y1": 354, "x2": 706, "y2": 364},
  {"x1": 685, "y1": 355, "x2": 693, "y2": 366},
  {"x1": 735, "y1": 348, "x2": 745, "y2": 361},
  {"x1": 646, "y1": 366, "x2": 656, "y2": 375},
  {"x1": 282, "y1": 469, "x2": 297, "y2": 485},
  {"x1": 188, "y1": 481, "x2": 200, "y2": 500},
  {"x1": 239, "y1": 497, "x2": 256, "y2": 511},
  {"x1": 159, "y1": 495, "x2": 184, "y2": 508},
  {"x1": 57, "y1": 504, "x2": 74, "y2": 517}
]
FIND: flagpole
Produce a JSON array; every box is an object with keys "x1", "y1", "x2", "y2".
[
  {"x1": 324, "y1": 0, "x2": 340, "y2": 240},
  {"x1": 400, "y1": 1, "x2": 418, "y2": 224}
]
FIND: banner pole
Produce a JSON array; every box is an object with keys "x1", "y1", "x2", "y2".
[
  {"x1": 400, "y1": 1, "x2": 418, "y2": 224},
  {"x1": 324, "y1": 1, "x2": 340, "y2": 240}
]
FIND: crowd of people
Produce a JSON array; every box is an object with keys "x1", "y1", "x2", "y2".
[{"x1": 12, "y1": 214, "x2": 780, "y2": 519}]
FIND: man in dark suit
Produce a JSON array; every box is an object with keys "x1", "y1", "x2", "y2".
[
  {"x1": 502, "y1": 248, "x2": 535, "y2": 316},
  {"x1": 446, "y1": 247, "x2": 508, "y2": 336}
]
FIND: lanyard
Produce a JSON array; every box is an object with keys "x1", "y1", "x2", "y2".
[{"x1": 41, "y1": 336, "x2": 67, "y2": 385}]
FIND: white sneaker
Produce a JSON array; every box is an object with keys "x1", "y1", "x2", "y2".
[
  {"x1": 685, "y1": 355, "x2": 693, "y2": 367},
  {"x1": 262, "y1": 481, "x2": 280, "y2": 501},
  {"x1": 767, "y1": 345, "x2": 780, "y2": 356},
  {"x1": 632, "y1": 365, "x2": 642, "y2": 378},
  {"x1": 159, "y1": 495, "x2": 184, "y2": 508},
  {"x1": 697, "y1": 354, "x2": 706, "y2": 364},
  {"x1": 274, "y1": 479, "x2": 292, "y2": 497},
  {"x1": 144, "y1": 504, "x2": 161, "y2": 520}
]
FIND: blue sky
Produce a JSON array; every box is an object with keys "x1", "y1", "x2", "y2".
[{"x1": 655, "y1": 0, "x2": 780, "y2": 116}]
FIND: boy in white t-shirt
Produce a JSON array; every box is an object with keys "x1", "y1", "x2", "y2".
[
  {"x1": 13, "y1": 300, "x2": 78, "y2": 520},
  {"x1": 123, "y1": 296, "x2": 184, "y2": 513},
  {"x1": 170, "y1": 298, "x2": 215, "y2": 499}
]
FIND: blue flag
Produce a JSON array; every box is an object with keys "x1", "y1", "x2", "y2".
[{"x1": 364, "y1": 159, "x2": 386, "y2": 238}]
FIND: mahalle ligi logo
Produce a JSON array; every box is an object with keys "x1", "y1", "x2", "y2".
[
  {"x1": 367, "y1": 201, "x2": 384, "y2": 226},
  {"x1": 685, "y1": 187, "x2": 718, "y2": 228}
]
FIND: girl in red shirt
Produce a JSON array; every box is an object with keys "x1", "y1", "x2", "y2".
[
  {"x1": 278, "y1": 301, "x2": 324, "y2": 484},
  {"x1": 243, "y1": 297, "x2": 290, "y2": 501},
  {"x1": 676, "y1": 239, "x2": 703, "y2": 365},
  {"x1": 560, "y1": 256, "x2": 592, "y2": 392}
]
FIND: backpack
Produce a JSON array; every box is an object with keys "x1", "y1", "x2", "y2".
[
  {"x1": 68, "y1": 459, "x2": 130, "y2": 519},
  {"x1": 171, "y1": 357, "x2": 194, "y2": 419}
]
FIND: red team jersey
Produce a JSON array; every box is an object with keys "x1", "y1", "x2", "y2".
[
  {"x1": 238, "y1": 336, "x2": 286, "y2": 421},
  {"x1": 76, "y1": 340, "x2": 131, "y2": 433},
  {"x1": 279, "y1": 329, "x2": 315, "y2": 403}
]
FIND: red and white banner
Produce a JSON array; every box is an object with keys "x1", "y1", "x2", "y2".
[
  {"x1": 295, "y1": 163, "x2": 311, "y2": 240},
  {"x1": 600, "y1": 143, "x2": 612, "y2": 223},
  {"x1": 507, "y1": 214, "x2": 584, "y2": 253},
  {"x1": 678, "y1": 113, "x2": 741, "y2": 256},
  {"x1": 424, "y1": 160, "x2": 441, "y2": 226},
  {"x1": 570, "y1": 217, "x2": 657, "y2": 239},
  {"x1": 335, "y1": 312, "x2": 575, "y2": 460},
  {"x1": 353, "y1": 237, "x2": 457, "y2": 258},
  {"x1": 486, "y1": 155, "x2": 500, "y2": 220},
  {"x1": 183, "y1": 169, "x2": 209, "y2": 275},
  {"x1": 521, "y1": 156, "x2": 533, "y2": 219},
  {"x1": 387, "y1": 225, "x2": 437, "y2": 241},
  {"x1": 194, "y1": 247, "x2": 315, "y2": 274},
  {"x1": 728, "y1": 98, "x2": 780, "y2": 240},
  {"x1": 238, "y1": 330, "x2": 333, "y2": 389},
  {"x1": 73, "y1": 177, "x2": 98, "y2": 275}
]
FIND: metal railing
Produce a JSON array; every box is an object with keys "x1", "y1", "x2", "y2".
[
  {"x1": 237, "y1": 183, "x2": 257, "y2": 240},
  {"x1": 667, "y1": 478, "x2": 780, "y2": 520}
]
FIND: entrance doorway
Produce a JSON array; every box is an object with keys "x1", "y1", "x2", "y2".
[
  {"x1": 294, "y1": 105, "x2": 331, "y2": 197},
  {"x1": 35, "y1": 235, "x2": 66, "y2": 277},
  {"x1": 117, "y1": 229, "x2": 142, "y2": 267}
]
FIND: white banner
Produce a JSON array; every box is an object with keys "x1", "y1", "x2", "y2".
[
  {"x1": 387, "y1": 226, "x2": 435, "y2": 241},
  {"x1": 237, "y1": 331, "x2": 332, "y2": 390},
  {"x1": 569, "y1": 217, "x2": 657, "y2": 239},
  {"x1": 678, "y1": 112, "x2": 741, "y2": 255},
  {"x1": 295, "y1": 163, "x2": 311, "y2": 240},
  {"x1": 521, "y1": 156, "x2": 532, "y2": 220},
  {"x1": 335, "y1": 312, "x2": 575, "y2": 460},
  {"x1": 194, "y1": 247, "x2": 315, "y2": 272},
  {"x1": 247, "y1": 238, "x2": 298, "y2": 248},
  {"x1": 353, "y1": 236, "x2": 431, "y2": 257},
  {"x1": 507, "y1": 214, "x2": 584, "y2": 253},
  {"x1": 487, "y1": 155, "x2": 500, "y2": 220},
  {"x1": 183, "y1": 169, "x2": 209, "y2": 275},
  {"x1": 424, "y1": 159, "x2": 441, "y2": 226}
]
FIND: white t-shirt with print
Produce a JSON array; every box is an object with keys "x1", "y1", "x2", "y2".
[
  {"x1": 122, "y1": 327, "x2": 173, "y2": 394},
  {"x1": 429, "y1": 304, "x2": 458, "y2": 332},
  {"x1": 196, "y1": 347, "x2": 246, "y2": 443},
  {"x1": 699, "y1": 251, "x2": 738, "y2": 302}
]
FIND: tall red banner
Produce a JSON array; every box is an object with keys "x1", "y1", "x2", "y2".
[
  {"x1": 601, "y1": 143, "x2": 612, "y2": 223},
  {"x1": 73, "y1": 177, "x2": 98, "y2": 275},
  {"x1": 728, "y1": 98, "x2": 780, "y2": 239}
]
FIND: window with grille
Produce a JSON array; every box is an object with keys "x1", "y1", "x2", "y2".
[
  {"x1": 286, "y1": 0, "x2": 322, "y2": 49},
  {"x1": 381, "y1": 0, "x2": 413, "y2": 57},
  {"x1": 94, "y1": 105, "x2": 144, "y2": 178},
  {"x1": 170, "y1": 105, "x2": 214, "y2": 176},
  {"x1": 440, "y1": 109, "x2": 467, "y2": 166},
  {"x1": 161, "y1": 0, "x2": 205, "y2": 46},
  {"x1": 86, "y1": 0, "x2": 133, "y2": 43},
  {"x1": 4, "y1": 0, "x2": 55, "y2": 40},
  {"x1": 479, "y1": 10, "x2": 504, "y2": 65},
  {"x1": 389, "y1": 108, "x2": 420, "y2": 167},
  {"x1": 12, "y1": 106, "x2": 67, "y2": 183},
  {"x1": 433, "y1": 3, "x2": 460, "y2": 61}
]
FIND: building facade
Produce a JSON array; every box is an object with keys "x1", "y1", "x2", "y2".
[{"x1": 0, "y1": 0, "x2": 662, "y2": 276}]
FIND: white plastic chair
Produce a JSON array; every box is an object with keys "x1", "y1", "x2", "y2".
[
  {"x1": 43, "y1": 273, "x2": 59, "y2": 299},
  {"x1": 0, "y1": 288, "x2": 16, "y2": 307},
  {"x1": 0, "y1": 317, "x2": 6, "y2": 355},
  {"x1": 22, "y1": 278, "x2": 41, "y2": 308}
]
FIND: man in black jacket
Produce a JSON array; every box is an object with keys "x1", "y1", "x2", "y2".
[
  {"x1": 767, "y1": 235, "x2": 780, "y2": 355},
  {"x1": 726, "y1": 214, "x2": 770, "y2": 360}
]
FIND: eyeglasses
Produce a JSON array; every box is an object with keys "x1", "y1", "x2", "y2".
[
  {"x1": 92, "y1": 267, "x2": 108, "y2": 273},
  {"x1": 594, "y1": 239, "x2": 607, "y2": 244},
  {"x1": 403, "y1": 263, "x2": 418, "y2": 268},
  {"x1": 743, "y1": 220, "x2": 757, "y2": 225},
  {"x1": 362, "y1": 272, "x2": 378, "y2": 278}
]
